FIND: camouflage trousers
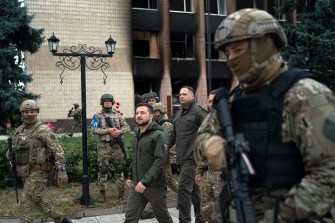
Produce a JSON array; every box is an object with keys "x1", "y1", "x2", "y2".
[
  {"x1": 97, "y1": 141, "x2": 125, "y2": 199},
  {"x1": 200, "y1": 170, "x2": 224, "y2": 223},
  {"x1": 70, "y1": 120, "x2": 82, "y2": 134},
  {"x1": 20, "y1": 170, "x2": 63, "y2": 223}
]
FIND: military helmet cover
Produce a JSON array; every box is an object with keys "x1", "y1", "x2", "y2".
[
  {"x1": 143, "y1": 92, "x2": 160, "y2": 102},
  {"x1": 73, "y1": 103, "x2": 79, "y2": 108},
  {"x1": 152, "y1": 103, "x2": 167, "y2": 114},
  {"x1": 20, "y1": 99, "x2": 40, "y2": 112},
  {"x1": 214, "y1": 8, "x2": 287, "y2": 51},
  {"x1": 100, "y1": 94, "x2": 115, "y2": 105}
]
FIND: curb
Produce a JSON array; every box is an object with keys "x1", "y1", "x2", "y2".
[{"x1": 0, "y1": 200, "x2": 177, "y2": 223}]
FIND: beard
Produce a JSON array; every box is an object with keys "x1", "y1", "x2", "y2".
[{"x1": 136, "y1": 119, "x2": 150, "y2": 127}]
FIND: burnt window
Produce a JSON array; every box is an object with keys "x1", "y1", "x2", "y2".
[
  {"x1": 204, "y1": 0, "x2": 226, "y2": 15},
  {"x1": 170, "y1": 33, "x2": 194, "y2": 58},
  {"x1": 133, "y1": 40, "x2": 150, "y2": 57},
  {"x1": 132, "y1": 0, "x2": 157, "y2": 9},
  {"x1": 170, "y1": 0, "x2": 191, "y2": 12}
]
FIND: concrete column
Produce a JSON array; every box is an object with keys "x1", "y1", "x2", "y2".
[
  {"x1": 193, "y1": 0, "x2": 208, "y2": 107},
  {"x1": 158, "y1": 0, "x2": 173, "y2": 116},
  {"x1": 226, "y1": 0, "x2": 236, "y2": 14}
]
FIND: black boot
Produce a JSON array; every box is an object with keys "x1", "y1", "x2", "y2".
[{"x1": 61, "y1": 217, "x2": 73, "y2": 223}]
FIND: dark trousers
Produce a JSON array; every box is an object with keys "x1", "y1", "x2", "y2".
[
  {"x1": 178, "y1": 165, "x2": 204, "y2": 223},
  {"x1": 124, "y1": 185, "x2": 173, "y2": 223}
]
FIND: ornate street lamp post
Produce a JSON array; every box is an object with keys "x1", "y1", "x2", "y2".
[{"x1": 47, "y1": 33, "x2": 116, "y2": 207}]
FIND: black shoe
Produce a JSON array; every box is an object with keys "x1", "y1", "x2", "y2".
[
  {"x1": 67, "y1": 133, "x2": 73, "y2": 137},
  {"x1": 61, "y1": 217, "x2": 73, "y2": 223}
]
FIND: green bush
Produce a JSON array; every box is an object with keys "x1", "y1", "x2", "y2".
[
  {"x1": 0, "y1": 131, "x2": 135, "y2": 189},
  {"x1": 0, "y1": 139, "x2": 12, "y2": 188}
]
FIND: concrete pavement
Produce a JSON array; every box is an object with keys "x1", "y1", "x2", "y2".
[
  {"x1": 59, "y1": 206, "x2": 188, "y2": 223},
  {"x1": 0, "y1": 201, "x2": 199, "y2": 223}
]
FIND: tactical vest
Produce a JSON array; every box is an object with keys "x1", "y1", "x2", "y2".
[
  {"x1": 97, "y1": 112, "x2": 121, "y2": 141},
  {"x1": 158, "y1": 119, "x2": 172, "y2": 126},
  {"x1": 13, "y1": 122, "x2": 51, "y2": 165},
  {"x1": 231, "y1": 69, "x2": 315, "y2": 188}
]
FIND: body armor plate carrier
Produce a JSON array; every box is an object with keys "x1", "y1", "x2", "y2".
[{"x1": 231, "y1": 69, "x2": 315, "y2": 188}]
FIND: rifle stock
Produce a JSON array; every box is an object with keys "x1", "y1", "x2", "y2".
[
  {"x1": 214, "y1": 87, "x2": 257, "y2": 223},
  {"x1": 7, "y1": 137, "x2": 19, "y2": 203}
]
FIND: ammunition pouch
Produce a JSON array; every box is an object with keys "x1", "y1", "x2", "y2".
[{"x1": 16, "y1": 164, "x2": 30, "y2": 178}]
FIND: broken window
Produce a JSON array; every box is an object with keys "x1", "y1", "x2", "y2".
[
  {"x1": 133, "y1": 31, "x2": 159, "y2": 58},
  {"x1": 170, "y1": 33, "x2": 194, "y2": 58},
  {"x1": 133, "y1": 40, "x2": 150, "y2": 57},
  {"x1": 170, "y1": 0, "x2": 192, "y2": 12},
  {"x1": 204, "y1": 0, "x2": 226, "y2": 15}
]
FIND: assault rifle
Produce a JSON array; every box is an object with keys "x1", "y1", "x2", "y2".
[
  {"x1": 7, "y1": 137, "x2": 19, "y2": 203},
  {"x1": 104, "y1": 116, "x2": 127, "y2": 160},
  {"x1": 213, "y1": 87, "x2": 257, "y2": 223},
  {"x1": 67, "y1": 107, "x2": 74, "y2": 118}
]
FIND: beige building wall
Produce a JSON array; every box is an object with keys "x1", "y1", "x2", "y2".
[{"x1": 24, "y1": 0, "x2": 134, "y2": 121}]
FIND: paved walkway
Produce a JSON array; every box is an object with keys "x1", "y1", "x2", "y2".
[
  {"x1": 0, "y1": 203, "x2": 198, "y2": 223},
  {"x1": 65, "y1": 207, "x2": 188, "y2": 223}
]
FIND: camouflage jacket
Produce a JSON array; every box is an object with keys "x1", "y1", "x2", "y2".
[
  {"x1": 71, "y1": 107, "x2": 82, "y2": 122},
  {"x1": 155, "y1": 116, "x2": 173, "y2": 137},
  {"x1": 12, "y1": 121, "x2": 66, "y2": 169},
  {"x1": 195, "y1": 77, "x2": 335, "y2": 221},
  {"x1": 90, "y1": 109, "x2": 130, "y2": 141}
]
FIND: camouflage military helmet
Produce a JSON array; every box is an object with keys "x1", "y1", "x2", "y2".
[
  {"x1": 73, "y1": 103, "x2": 79, "y2": 108},
  {"x1": 143, "y1": 92, "x2": 160, "y2": 103},
  {"x1": 20, "y1": 99, "x2": 40, "y2": 112},
  {"x1": 100, "y1": 94, "x2": 115, "y2": 105},
  {"x1": 152, "y1": 103, "x2": 167, "y2": 114},
  {"x1": 214, "y1": 8, "x2": 287, "y2": 51}
]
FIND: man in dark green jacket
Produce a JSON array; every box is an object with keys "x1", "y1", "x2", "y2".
[{"x1": 124, "y1": 103, "x2": 173, "y2": 223}]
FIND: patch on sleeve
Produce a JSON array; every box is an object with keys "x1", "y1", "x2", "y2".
[
  {"x1": 323, "y1": 117, "x2": 335, "y2": 141},
  {"x1": 90, "y1": 114, "x2": 100, "y2": 128},
  {"x1": 164, "y1": 144, "x2": 168, "y2": 154}
]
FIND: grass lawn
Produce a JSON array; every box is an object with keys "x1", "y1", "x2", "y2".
[{"x1": 0, "y1": 133, "x2": 178, "y2": 220}]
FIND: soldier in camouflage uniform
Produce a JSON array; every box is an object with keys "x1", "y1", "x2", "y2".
[
  {"x1": 194, "y1": 8, "x2": 335, "y2": 223},
  {"x1": 195, "y1": 90, "x2": 224, "y2": 223},
  {"x1": 143, "y1": 92, "x2": 170, "y2": 120},
  {"x1": 67, "y1": 103, "x2": 82, "y2": 137},
  {"x1": 90, "y1": 94, "x2": 131, "y2": 202},
  {"x1": 7, "y1": 100, "x2": 72, "y2": 223},
  {"x1": 141, "y1": 103, "x2": 179, "y2": 219},
  {"x1": 152, "y1": 103, "x2": 178, "y2": 192}
]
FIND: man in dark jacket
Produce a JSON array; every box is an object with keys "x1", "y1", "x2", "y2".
[
  {"x1": 169, "y1": 86, "x2": 208, "y2": 223},
  {"x1": 124, "y1": 103, "x2": 173, "y2": 223}
]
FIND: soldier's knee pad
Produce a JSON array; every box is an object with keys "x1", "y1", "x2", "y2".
[
  {"x1": 114, "y1": 164, "x2": 123, "y2": 174},
  {"x1": 99, "y1": 165, "x2": 109, "y2": 175}
]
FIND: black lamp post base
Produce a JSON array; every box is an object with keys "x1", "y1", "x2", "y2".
[
  {"x1": 80, "y1": 175, "x2": 94, "y2": 207},
  {"x1": 79, "y1": 194, "x2": 94, "y2": 207}
]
